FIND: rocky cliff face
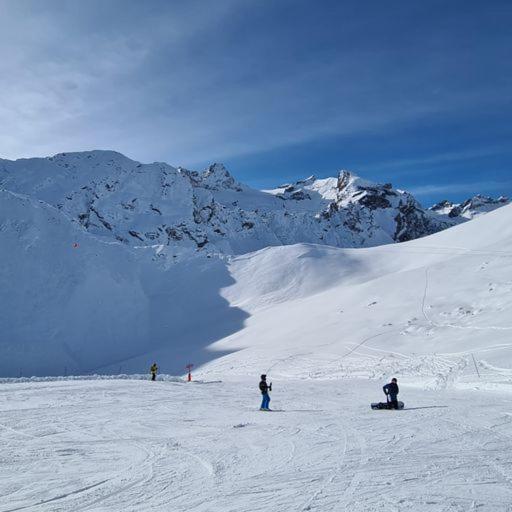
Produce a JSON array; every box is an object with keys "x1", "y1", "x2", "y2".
[
  {"x1": 0, "y1": 150, "x2": 506, "y2": 260},
  {"x1": 271, "y1": 170, "x2": 457, "y2": 244}
]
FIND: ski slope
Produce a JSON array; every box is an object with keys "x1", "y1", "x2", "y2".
[
  {"x1": 109, "y1": 202, "x2": 512, "y2": 394},
  {"x1": 199, "y1": 203, "x2": 512, "y2": 389},
  {"x1": 1, "y1": 378, "x2": 512, "y2": 512},
  {"x1": 1, "y1": 203, "x2": 512, "y2": 511}
]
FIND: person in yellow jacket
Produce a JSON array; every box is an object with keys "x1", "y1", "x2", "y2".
[{"x1": 150, "y1": 363, "x2": 158, "y2": 381}]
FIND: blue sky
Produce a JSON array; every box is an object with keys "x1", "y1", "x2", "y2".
[{"x1": 1, "y1": 0, "x2": 511, "y2": 205}]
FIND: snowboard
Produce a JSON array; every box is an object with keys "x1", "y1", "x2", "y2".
[{"x1": 371, "y1": 401, "x2": 404, "y2": 410}]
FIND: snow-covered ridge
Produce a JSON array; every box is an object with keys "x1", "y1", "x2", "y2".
[
  {"x1": 430, "y1": 194, "x2": 509, "y2": 219},
  {"x1": 3, "y1": 150, "x2": 506, "y2": 260}
]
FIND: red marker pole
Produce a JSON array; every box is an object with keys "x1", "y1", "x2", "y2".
[{"x1": 186, "y1": 363, "x2": 194, "y2": 382}]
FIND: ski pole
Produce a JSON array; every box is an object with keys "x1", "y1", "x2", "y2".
[{"x1": 471, "y1": 354, "x2": 481, "y2": 378}]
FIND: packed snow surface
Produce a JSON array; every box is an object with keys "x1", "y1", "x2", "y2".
[{"x1": 1, "y1": 378, "x2": 512, "y2": 511}]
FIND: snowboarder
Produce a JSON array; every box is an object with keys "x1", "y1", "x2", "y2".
[
  {"x1": 383, "y1": 378, "x2": 399, "y2": 409},
  {"x1": 259, "y1": 374, "x2": 272, "y2": 410},
  {"x1": 150, "y1": 363, "x2": 158, "y2": 381}
]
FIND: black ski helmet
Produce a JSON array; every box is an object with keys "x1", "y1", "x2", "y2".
[{"x1": 260, "y1": 374, "x2": 266, "y2": 380}]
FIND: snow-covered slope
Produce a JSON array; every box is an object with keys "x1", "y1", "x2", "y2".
[
  {"x1": 0, "y1": 190, "x2": 247, "y2": 376},
  {"x1": 66, "y1": 202, "x2": 512, "y2": 392},
  {"x1": 0, "y1": 150, "x2": 466, "y2": 258},
  {"x1": 3, "y1": 377, "x2": 512, "y2": 512},
  {"x1": 196, "y1": 203, "x2": 512, "y2": 390}
]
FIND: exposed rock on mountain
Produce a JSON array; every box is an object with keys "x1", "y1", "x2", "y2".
[{"x1": 0, "y1": 151, "x2": 507, "y2": 260}]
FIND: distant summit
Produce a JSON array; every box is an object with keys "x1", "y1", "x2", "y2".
[
  {"x1": 430, "y1": 195, "x2": 509, "y2": 219},
  {"x1": 1, "y1": 150, "x2": 508, "y2": 260}
]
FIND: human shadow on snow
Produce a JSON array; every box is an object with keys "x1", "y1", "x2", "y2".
[{"x1": 403, "y1": 405, "x2": 448, "y2": 411}]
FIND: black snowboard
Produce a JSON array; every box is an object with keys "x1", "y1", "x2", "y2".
[{"x1": 371, "y1": 401, "x2": 404, "y2": 410}]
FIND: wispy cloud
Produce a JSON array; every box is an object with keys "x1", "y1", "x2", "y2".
[
  {"x1": 0, "y1": 0, "x2": 511, "y2": 180},
  {"x1": 357, "y1": 147, "x2": 512, "y2": 175},
  {"x1": 407, "y1": 181, "x2": 512, "y2": 197}
]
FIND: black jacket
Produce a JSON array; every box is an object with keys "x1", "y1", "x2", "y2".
[
  {"x1": 259, "y1": 380, "x2": 272, "y2": 394},
  {"x1": 383, "y1": 382, "x2": 399, "y2": 397}
]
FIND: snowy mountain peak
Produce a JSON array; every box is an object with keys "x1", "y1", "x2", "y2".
[
  {"x1": 336, "y1": 169, "x2": 359, "y2": 191},
  {"x1": 335, "y1": 169, "x2": 380, "y2": 191},
  {"x1": 296, "y1": 175, "x2": 317, "y2": 186},
  {"x1": 460, "y1": 194, "x2": 509, "y2": 213},
  {"x1": 199, "y1": 163, "x2": 242, "y2": 191},
  {"x1": 179, "y1": 163, "x2": 242, "y2": 192},
  {"x1": 431, "y1": 199, "x2": 455, "y2": 211},
  {"x1": 430, "y1": 194, "x2": 510, "y2": 220},
  {"x1": 45, "y1": 150, "x2": 136, "y2": 170},
  {"x1": 332, "y1": 170, "x2": 398, "y2": 211},
  {"x1": 1, "y1": 149, "x2": 509, "y2": 260}
]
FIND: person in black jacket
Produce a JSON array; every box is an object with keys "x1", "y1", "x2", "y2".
[
  {"x1": 383, "y1": 378, "x2": 399, "y2": 409},
  {"x1": 259, "y1": 374, "x2": 272, "y2": 411},
  {"x1": 150, "y1": 363, "x2": 158, "y2": 381}
]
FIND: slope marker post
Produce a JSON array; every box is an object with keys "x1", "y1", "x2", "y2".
[{"x1": 186, "y1": 363, "x2": 194, "y2": 382}]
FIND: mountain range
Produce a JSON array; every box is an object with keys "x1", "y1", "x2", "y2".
[
  {"x1": 1, "y1": 150, "x2": 508, "y2": 260},
  {"x1": 0, "y1": 150, "x2": 510, "y2": 377}
]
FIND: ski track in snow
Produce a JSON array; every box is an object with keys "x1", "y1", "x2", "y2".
[
  {"x1": 1, "y1": 379, "x2": 512, "y2": 512},
  {"x1": 2, "y1": 174, "x2": 512, "y2": 509},
  {"x1": 422, "y1": 267, "x2": 512, "y2": 332}
]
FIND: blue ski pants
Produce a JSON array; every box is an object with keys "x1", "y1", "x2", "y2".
[{"x1": 261, "y1": 393, "x2": 270, "y2": 409}]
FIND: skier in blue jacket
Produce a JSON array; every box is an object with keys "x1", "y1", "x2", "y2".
[{"x1": 383, "y1": 378, "x2": 399, "y2": 409}]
